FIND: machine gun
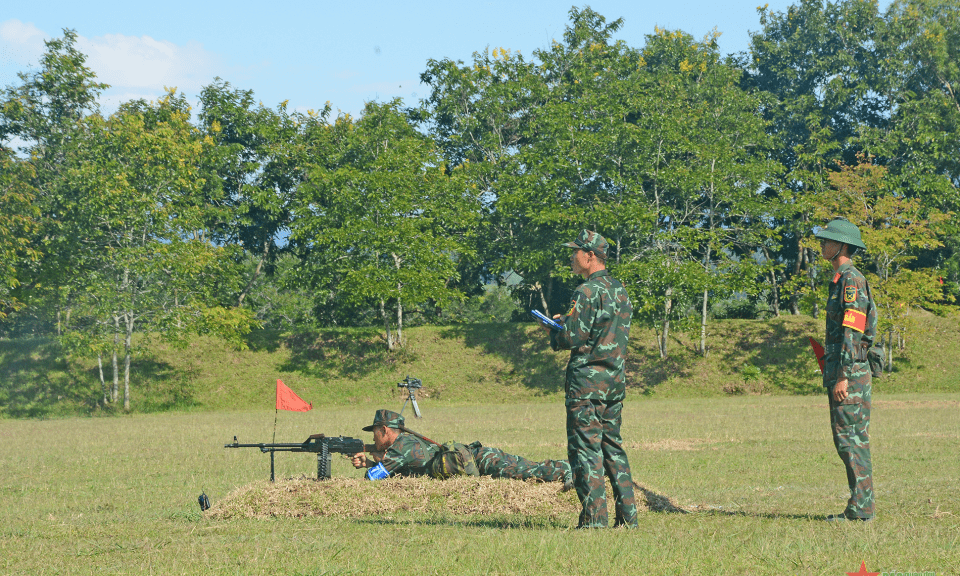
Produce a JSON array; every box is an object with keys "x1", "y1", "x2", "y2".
[{"x1": 225, "y1": 434, "x2": 370, "y2": 482}]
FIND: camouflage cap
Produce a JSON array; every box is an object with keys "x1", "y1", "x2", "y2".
[
  {"x1": 362, "y1": 409, "x2": 405, "y2": 432},
  {"x1": 814, "y1": 217, "x2": 867, "y2": 251},
  {"x1": 562, "y1": 229, "x2": 610, "y2": 260}
]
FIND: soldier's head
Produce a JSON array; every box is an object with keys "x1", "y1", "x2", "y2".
[
  {"x1": 363, "y1": 409, "x2": 403, "y2": 450},
  {"x1": 815, "y1": 218, "x2": 866, "y2": 261},
  {"x1": 562, "y1": 230, "x2": 609, "y2": 277}
]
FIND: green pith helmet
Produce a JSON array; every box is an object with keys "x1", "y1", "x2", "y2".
[
  {"x1": 362, "y1": 409, "x2": 405, "y2": 432},
  {"x1": 814, "y1": 218, "x2": 867, "y2": 251}
]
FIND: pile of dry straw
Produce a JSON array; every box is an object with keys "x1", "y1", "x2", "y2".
[{"x1": 209, "y1": 476, "x2": 685, "y2": 520}]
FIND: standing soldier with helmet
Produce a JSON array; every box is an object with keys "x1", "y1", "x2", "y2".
[
  {"x1": 815, "y1": 218, "x2": 878, "y2": 522},
  {"x1": 545, "y1": 230, "x2": 638, "y2": 529}
]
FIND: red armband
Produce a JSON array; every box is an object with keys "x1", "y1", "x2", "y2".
[{"x1": 842, "y1": 309, "x2": 867, "y2": 333}]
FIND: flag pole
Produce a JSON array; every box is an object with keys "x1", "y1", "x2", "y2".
[{"x1": 272, "y1": 407, "x2": 278, "y2": 444}]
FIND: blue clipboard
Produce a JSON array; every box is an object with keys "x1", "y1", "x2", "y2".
[{"x1": 530, "y1": 309, "x2": 564, "y2": 331}]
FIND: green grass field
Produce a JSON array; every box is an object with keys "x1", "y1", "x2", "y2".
[{"x1": 2, "y1": 396, "x2": 957, "y2": 575}]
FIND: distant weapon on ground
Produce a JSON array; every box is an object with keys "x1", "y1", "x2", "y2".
[
  {"x1": 397, "y1": 375, "x2": 423, "y2": 418},
  {"x1": 225, "y1": 434, "x2": 371, "y2": 482}
]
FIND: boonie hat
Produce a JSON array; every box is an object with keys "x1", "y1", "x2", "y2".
[
  {"x1": 814, "y1": 217, "x2": 867, "y2": 251},
  {"x1": 562, "y1": 229, "x2": 610, "y2": 260},
  {"x1": 362, "y1": 409, "x2": 405, "y2": 432}
]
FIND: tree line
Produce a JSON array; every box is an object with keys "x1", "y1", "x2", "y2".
[{"x1": 0, "y1": 1, "x2": 956, "y2": 409}]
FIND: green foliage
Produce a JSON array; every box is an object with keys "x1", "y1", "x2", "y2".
[
  {"x1": 197, "y1": 80, "x2": 333, "y2": 309},
  {"x1": 807, "y1": 158, "x2": 954, "y2": 353},
  {"x1": 292, "y1": 100, "x2": 480, "y2": 349},
  {"x1": 438, "y1": 284, "x2": 522, "y2": 324},
  {"x1": 1, "y1": 4, "x2": 960, "y2": 401},
  {"x1": 0, "y1": 150, "x2": 39, "y2": 318}
]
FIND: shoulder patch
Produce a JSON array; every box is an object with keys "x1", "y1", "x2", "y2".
[
  {"x1": 567, "y1": 300, "x2": 576, "y2": 316},
  {"x1": 843, "y1": 285, "x2": 857, "y2": 303}
]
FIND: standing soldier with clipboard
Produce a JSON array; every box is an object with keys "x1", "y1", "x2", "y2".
[{"x1": 543, "y1": 229, "x2": 638, "y2": 529}]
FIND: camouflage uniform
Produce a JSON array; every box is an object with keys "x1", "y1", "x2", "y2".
[
  {"x1": 466, "y1": 442, "x2": 572, "y2": 483},
  {"x1": 361, "y1": 409, "x2": 439, "y2": 479},
  {"x1": 377, "y1": 433, "x2": 439, "y2": 477},
  {"x1": 823, "y1": 260, "x2": 877, "y2": 519},
  {"x1": 817, "y1": 218, "x2": 878, "y2": 520},
  {"x1": 550, "y1": 230, "x2": 638, "y2": 528},
  {"x1": 362, "y1": 409, "x2": 569, "y2": 483}
]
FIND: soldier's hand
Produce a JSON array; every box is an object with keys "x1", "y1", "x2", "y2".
[
  {"x1": 833, "y1": 379, "x2": 849, "y2": 402},
  {"x1": 350, "y1": 453, "x2": 367, "y2": 469},
  {"x1": 537, "y1": 314, "x2": 562, "y2": 333}
]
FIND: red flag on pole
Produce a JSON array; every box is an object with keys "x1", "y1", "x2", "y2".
[
  {"x1": 276, "y1": 379, "x2": 312, "y2": 412},
  {"x1": 808, "y1": 337, "x2": 826, "y2": 373}
]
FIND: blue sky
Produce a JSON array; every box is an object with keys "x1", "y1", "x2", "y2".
[{"x1": 1, "y1": 1, "x2": 888, "y2": 119}]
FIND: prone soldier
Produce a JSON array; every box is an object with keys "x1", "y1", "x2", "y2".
[{"x1": 350, "y1": 409, "x2": 572, "y2": 487}]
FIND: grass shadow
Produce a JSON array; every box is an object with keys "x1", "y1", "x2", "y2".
[
  {"x1": 712, "y1": 317, "x2": 823, "y2": 395},
  {"x1": 437, "y1": 323, "x2": 564, "y2": 395},
  {"x1": 691, "y1": 508, "x2": 826, "y2": 521},
  {"x1": 127, "y1": 353, "x2": 199, "y2": 412},
  {"x1": 625, "y1": 337, "x2": 698, "y2": 395},
  {"x1": 0, "y1": 338, "x2": 96, "y2": 418},
  {"x1": 353, "y1": 514, "x2": 572, "y2": 530},
  {"x1": 634, "y1": 482, "x2": 689, "y2": 514},
  {"x1": 0, "y1": 338, "x2": 195, "y2": 417},
  {"x1": 243, "y1": 328, "x2": 285, "y2": 353},
  {"x1": 276, "y1": 328, "x2": 412, "y2": 380}
]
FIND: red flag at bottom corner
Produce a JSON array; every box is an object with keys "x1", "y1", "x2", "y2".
[
  {"x1": 808, "y1": 337, "x2": 826, "y2": 373},
  {"x1": 276, "y1": 379, "x2": 312, "y2": 412}
]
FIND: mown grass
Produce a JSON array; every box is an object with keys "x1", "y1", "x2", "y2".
[
  {"x1": 1, "y1": 397, "x2": 957, "y2": 575},
  {"x1": 1, "y1": 311, "x2": 958, "y2": 417}
]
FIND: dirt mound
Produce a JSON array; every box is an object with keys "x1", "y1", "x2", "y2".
[{"x1": 208, "y1": 476, "x2": 686, "y2": 520}]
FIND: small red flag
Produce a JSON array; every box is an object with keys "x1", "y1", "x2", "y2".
[
  {"x1": 276, "y1": 379, "x2": 312, "y2": 412},
  {"x1": 808, "y1": 337, "x2": 826, "y2": 373}
]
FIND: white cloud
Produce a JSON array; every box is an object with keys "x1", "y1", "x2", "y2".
[
  {"x1": 0, "y1": 19, "x2": 48, "y2": 68},
  {"x1": 77, "y1": 33, "x2": 221, "y2": 92},
  {"x1": 0, "y1": 20, "x2": 222, "y2": 97}
]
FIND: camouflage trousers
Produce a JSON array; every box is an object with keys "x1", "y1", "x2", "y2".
[
  {"x1": 466, "y1": 442, "x2": 571, "y2": 483},
  {"x1": 566, "y1": 399, "x2": 638, "y2": 528},
  {"x1": 828, "y1": 373, "x2": 874, "y2": 519}
]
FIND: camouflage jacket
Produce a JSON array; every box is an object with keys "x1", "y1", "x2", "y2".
[
  {"x1": 379, "y1": 433, "x2": 439, "y2": 477},
  {"x1": 823, "y1": 261, "x2": 878, "y2": 387},
  {"x1": 551, "y1": 270, "x2": 632, "y2": 402}
]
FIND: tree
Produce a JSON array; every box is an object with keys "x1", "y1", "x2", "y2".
[
  {"x1": 631, "y1": 27, "x2": 780, "y2": 356},
  {"x1": 747, "y1": 0, "x2": 884, "y2": 315},
  {"x1": 292, "y1": 100, "x2": 479, "y2": 349},
  {"x1": 861, "y1": 0, "x2": 960, "y2": 297},
  {"x1": 417, "y1": 43, "x2": 550, "y2": 311},
  {"x1": 0, "y1": 29, "x2": 109, "y2": 334},
  {"x1": 0, "y1": 150, "x2": 40, "y2": 318},
  {"x1": 56, "y1": 91, "x2": 255, "y2": 409},
  {"x1": 809, "y1": 158, "x2": 952, "y2": 370},
  {"x1": 197, "y1": 80, "x2": 334, "y2": 310}
]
